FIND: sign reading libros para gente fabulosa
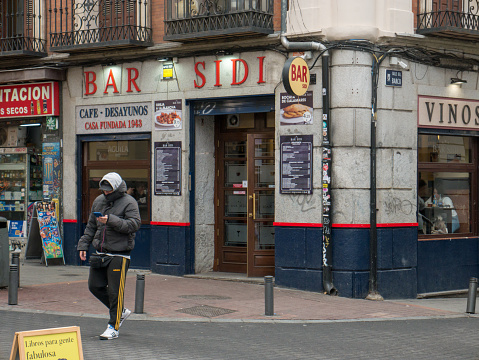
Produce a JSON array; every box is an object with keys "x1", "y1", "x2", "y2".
[{"x1": 10, "y1": 326, "x2": 83, "y2": 360}]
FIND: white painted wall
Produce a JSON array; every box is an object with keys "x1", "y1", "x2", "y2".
[{"x1": 286, "y1": 0, "x2": 414, "y2": 41}]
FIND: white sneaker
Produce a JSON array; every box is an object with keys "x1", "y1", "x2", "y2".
[
  {"x1": 119, "y1": 308, "x2": 131, "y2": 328},
  {"x1": 99, "y1": 325, "x2": 119, "y2": 340}
]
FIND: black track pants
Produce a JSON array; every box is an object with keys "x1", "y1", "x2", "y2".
[{"x1": 88, "y1": 256, "x2": 130, "y2": 330}]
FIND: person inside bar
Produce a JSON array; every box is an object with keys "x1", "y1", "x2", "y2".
[{"x1": 425, "y1": 184, "x2": 459, "y2": 233}]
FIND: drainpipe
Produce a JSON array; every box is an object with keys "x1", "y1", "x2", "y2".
[
  {"x1": 281, "y1": 0, "x2": 287, "y2": 33},
  {"x1": 281, "y1": 35, "x2": 337, "y2": 295},
  {"x1": 366, "y1": 54, "x2": 388, "y2": 301}
]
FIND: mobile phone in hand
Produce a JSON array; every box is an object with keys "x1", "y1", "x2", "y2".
[{"x1": 93, "y1": 212, "x2": 103, "y2": 217}]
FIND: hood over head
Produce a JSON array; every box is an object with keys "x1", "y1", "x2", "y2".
[{"x1": 99, "y1": 172, "x2": 123, "y2": 192}]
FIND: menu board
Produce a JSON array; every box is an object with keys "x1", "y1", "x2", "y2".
[
  {"x1": 280, "y1": 135, "x2": 313, "y2": 194},
  {"x1": 154, "y1": 141, "x2": 181, "y2": 196}
]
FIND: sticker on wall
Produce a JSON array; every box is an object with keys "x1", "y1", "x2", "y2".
[
  {"x1": 280, "y1": 91, "x2": 313, "y2": 125},
  {"x1": 42, "y1": 143, "x2": 61, "y2": 201},
  {"x1": 154, "y1": 99, "x2": 182, "y2": 130}
]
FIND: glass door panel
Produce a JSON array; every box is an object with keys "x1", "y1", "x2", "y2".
[
  {"x1": 225, "y1": 161, "x2": 247, "y2": 187},
  {"x1": 224, "y1": 219, "x2": 247, "y2": 247},
  {"x1": 254, "y1": 190, "x2": 274, "y2": 219},
  {"x1": 225, "y1": 191, "x2": 247, "y2": 217},
  {"x1": 255, "y1": 222, "x2": 275, "y2": 250}
]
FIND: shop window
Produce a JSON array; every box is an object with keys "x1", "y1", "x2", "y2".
[
  {"x1": 418, "y1": 134, "x2": 475, "y2": 237},
  {"x1": 84, "y1": 140, "x2": 150, "y2": 223}
]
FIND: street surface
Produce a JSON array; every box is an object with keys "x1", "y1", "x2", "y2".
[{"x1": 1, "y1": 310, "x2": 478, "y2": 359}]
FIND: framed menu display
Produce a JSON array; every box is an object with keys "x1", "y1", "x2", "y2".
[
  {"x1": 154, "y1": 141, "x2": 181, "y2": 196},
  {"x1": 280, "y1": 135, "x2": 313, "y2": 194}
]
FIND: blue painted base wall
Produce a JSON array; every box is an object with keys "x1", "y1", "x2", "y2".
[
  {"x1": 63, "y1": 223, "x2": 192, "y2": 275},
  {"x1": 417, "y1": 237, "x2": 479, "y2": 294},
  {"x1": 275, "y1": 226, "x2": 418, "y2": 299}
]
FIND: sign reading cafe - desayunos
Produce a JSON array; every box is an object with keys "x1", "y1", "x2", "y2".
[{"x1": 282, "y1": 57, "x2": 310, "y2": 96}]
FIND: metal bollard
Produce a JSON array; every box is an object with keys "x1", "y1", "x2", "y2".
[
  {"x1": 264, "y1": 276, "x2": 274, "y2": 316},
  {"x1": 11, "y1": 252, "x2": 20, "y2": 287},
  {"x1": 134, "y1": 274, "x2": 145, "y2": 314},
  {"x1": 466, "y1": 277, "x2": 478, "y2": 314},
  {"x1": 8, "y1": 264, "x2": 18, "y2": 305}
]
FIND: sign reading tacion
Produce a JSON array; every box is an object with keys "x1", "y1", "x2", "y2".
[{"x1": 0, "y1": 82, "x2": 60, "y2": 118}]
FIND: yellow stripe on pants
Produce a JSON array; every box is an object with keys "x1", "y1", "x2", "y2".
[{"x1": 115, "y1": 257, "x2": 127, "y2": 330}]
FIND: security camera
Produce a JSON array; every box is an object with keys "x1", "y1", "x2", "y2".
[{"x1": 398, "y1": 60, "x2": 408, "y2": 69}]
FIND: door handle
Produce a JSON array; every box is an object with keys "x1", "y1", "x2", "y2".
[
  {"x1": 253, "y1": 193, "x2": 256, "y2": 220},
  {"x1": 248, "y1": 195, "x2": 253, "y2": 218}
]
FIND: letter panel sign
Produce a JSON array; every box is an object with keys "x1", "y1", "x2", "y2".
[
  {"x1": 0, "y1": 82, "x2": 60, "y2": 118},
  {"x1": 418, "y1": 95, "x2": 479, "y2": 131},
  {"x1": 76, "y1": 102, "x2": 152, "y2": 134}
]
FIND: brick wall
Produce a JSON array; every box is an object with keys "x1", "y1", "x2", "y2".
[{"x1": 151, "y1": 0, "x2": 165, "y2": 44}]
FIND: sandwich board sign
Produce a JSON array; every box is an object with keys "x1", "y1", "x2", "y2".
[
  {"x1": 10, "y1": 326, "x2": 83, "y2": 360},
  {"x1": 25, "y1": 202, "x2": 64, "y2": 265}
]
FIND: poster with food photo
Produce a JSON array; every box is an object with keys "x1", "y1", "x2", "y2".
[
  {"x1": 154, "y1": 99, "x2": 182, "y2": 130},
  {"x1": 280, "y1": 91, "x2": 313, "y2": 125}
]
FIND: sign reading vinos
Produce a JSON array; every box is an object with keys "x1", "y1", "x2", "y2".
[{"x1": 282, "y1": 57, "x2": 310, "y2": 96}]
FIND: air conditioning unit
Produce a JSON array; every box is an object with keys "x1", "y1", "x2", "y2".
[
  {"x1": 0, "y1": 126, "x2": 27, "y2": 147},
  {"x1": 227, "y1": 114, "x2": 240, "y2": 128}
]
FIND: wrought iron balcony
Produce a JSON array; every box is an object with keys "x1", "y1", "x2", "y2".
[
  {"x1": 49, "y1": 0, "x2": 152, "y2": 52},
  {"x1": 417, "y1": 0, "x2": 479, "y2": 39},
  {"x1": 164, "y1": 0, "x2": 274, "y2": 42},
  {"x1": 0, "y1": 0, "x2": 47, "y2": 57}
]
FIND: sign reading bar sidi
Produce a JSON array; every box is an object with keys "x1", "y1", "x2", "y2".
[
  {"x1": 418, "y1": 95, "x2": 479, "y2": 131},
  {"x1": 76, "y1": 102, "x2": 152, "y2": 134}
]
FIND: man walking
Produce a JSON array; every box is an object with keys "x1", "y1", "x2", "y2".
[{"x1": 78, "y1": 172, "x2": 141, "y2": 340}]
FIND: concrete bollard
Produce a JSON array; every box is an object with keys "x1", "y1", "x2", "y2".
[
  {"x1": 134, "y1": 273, "x2": 145, "y2": 314},
  {"x1": 264, "y1": 276, "x2": 274, "y2": 316},
  {"x1": 11, "y1": 252, "x2": 20, "y2": 287},
  {"x1": 8, "y1": 264, "x2": 18, "y2": 305},
  {"x1": 466, "y1": 277, "x2": 478, "y2": 314}
]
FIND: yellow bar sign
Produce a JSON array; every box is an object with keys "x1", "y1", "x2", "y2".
[{"x1": 10, "y1": 326, "x2": 83, "y2": 360}]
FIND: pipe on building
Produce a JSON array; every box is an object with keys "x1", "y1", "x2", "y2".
[
  {"x1": 366, "y1": 53, "x2": 391, "y2": 301},
  {"x1": 281, "y1": 35, "x2": 337, "y2": 295}
]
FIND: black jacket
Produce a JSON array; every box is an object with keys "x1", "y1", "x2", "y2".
[{"x1": 77, "y1": 181, "x2": 141, "y2": 255}]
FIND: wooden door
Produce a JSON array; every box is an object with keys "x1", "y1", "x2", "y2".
[
  {"x1": 216, "y1": 132, "x2": 248, "y2": 273},
  {"x1": 246, "y1": 133, "x2": 275, "y2": 277},
  {"x1": 215, "y1": 123, "x2": 275, "y2": 277}
]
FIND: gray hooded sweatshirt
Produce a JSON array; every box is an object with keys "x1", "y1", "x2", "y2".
[{"x1": 77, "y1": 176, "x2": 141, "y2": 255}]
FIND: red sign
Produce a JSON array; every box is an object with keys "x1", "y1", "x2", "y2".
[
  {"x1": 84, "y1": 68, "x2": 141, "y2": 95},
  {"x1": 194, "y1": 56, "x2": 266, "y2": 88},
  {"x1": 0, "y1": 82, "x2": 60, "y2": 118}
]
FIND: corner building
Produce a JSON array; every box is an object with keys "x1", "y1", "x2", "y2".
[{"x1": 3, "y1": 0, "x2": 479, "y2": 299}]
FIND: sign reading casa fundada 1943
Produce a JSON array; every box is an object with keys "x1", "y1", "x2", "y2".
[
  {"x1": 75, "y1": 102, "x2": 152, "y2": 134},
  {"x1": 418, "y1": 95, "x2": 479, "y2": 130}
]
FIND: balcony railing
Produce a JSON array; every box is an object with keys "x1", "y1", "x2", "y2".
[
  {"x1": 164, "y1": 0, "x2": 274, "y2": 42},
  {"x1": 0, "y1": 0, "x2": 47, "y2": 57},
  {"x1": 49, "y1": 0, "x2": 152, "y2": 52},
  {"x1": 417, "y1": 0, "x2": 479, "y2": 39}
]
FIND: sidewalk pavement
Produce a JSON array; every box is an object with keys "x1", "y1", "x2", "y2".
[{"x1": 0, "y1": 259, "x2": 475, "y2": 323}]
